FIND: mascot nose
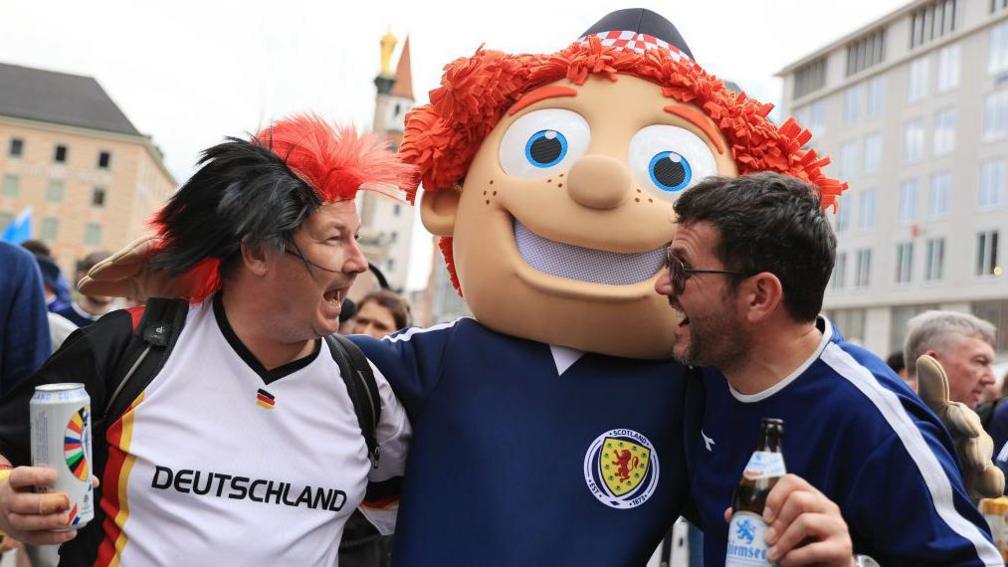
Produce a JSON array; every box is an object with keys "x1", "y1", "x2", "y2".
[{"x1": 566, "y1": 155, "x2": 632, "y2": 210}]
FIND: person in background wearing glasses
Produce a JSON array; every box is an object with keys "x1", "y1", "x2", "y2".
[{"x1": 655, "y1": 172, "x2": 999, "y2": 566}]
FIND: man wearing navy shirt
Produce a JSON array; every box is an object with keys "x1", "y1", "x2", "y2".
[{"x1": 655, "y1": 173, "x2": 1000, "y2": 566}]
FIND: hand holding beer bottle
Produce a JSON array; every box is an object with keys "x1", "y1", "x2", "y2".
[{"x1": 724, "y1": 418, "x2": 854, "y2": 567}]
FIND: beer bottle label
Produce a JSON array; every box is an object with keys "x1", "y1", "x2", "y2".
[
  {"x1": 741, "y1": 451, "x2": 786, "y2": 480},
  {"x1": 725, "y1": 511, "x2": 775, "y2": 566}
]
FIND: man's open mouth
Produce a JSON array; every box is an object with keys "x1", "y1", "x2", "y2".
[{"x1": 514, "y1": 221, "x2": 665, "y2": 285}]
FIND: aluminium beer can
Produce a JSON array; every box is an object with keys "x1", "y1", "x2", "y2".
[{"x1": 30, "y1": 383, "x2": 94, "y2": 531}]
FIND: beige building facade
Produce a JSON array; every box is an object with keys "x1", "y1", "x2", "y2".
[
  {"x1": 0, "y1": 63, "x2": 174, "y2": 276},
  {"x1": 778, "y1": 0, "x2": 1008, "y2": 358}
]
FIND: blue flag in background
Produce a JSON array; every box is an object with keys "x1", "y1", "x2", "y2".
[{"x1": 1, "y1": 207, "x2": 33, "y2": 244}]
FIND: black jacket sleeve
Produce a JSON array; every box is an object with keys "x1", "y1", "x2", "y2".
[{"x1": 0, "y1": 309, "x2": 135, "y2": 466}]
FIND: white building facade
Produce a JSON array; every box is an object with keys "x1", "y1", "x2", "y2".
[{"x1": 778, "y1": 0, "x2": 1008, "y2": 358}]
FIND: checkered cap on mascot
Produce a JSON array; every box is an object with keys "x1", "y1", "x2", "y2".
[{"x1": 401, "y1": 8, "x2": 844, "y2": 358}]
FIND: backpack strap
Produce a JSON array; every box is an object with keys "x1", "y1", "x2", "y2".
[
  {"x1": 325, "y1": 334, "x2": 381, "y2": 468},
  {"x1": 105, "y1": 298, "x2": 190, "y2": 422}
]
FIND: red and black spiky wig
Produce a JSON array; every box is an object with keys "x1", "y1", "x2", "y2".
[
  {"x1": 399, "y1": 37, "x2": 846, "y2": 293},
  {"x1": 150, "y1": 114, "x2": 417, "y2": 302}
]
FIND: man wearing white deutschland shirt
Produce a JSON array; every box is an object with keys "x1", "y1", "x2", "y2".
[
  {"x1": 0, "y1": 115, "x2": 413, "y2": 566},
  {"x1": 655, "y1": 172, "x2": 1001, "y2": 566}
]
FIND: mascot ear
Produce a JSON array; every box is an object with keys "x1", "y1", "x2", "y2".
[{"x1": 420, "y1": 189, "x2": 461, "y2": 236}]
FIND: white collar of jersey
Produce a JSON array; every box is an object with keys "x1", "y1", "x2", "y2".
[
  {"x1": 550, "y1": 345, "x2": 584, "y2": 376},
  {"x1": 728, "y1": 316, "x2": 834, "y2": 403}
]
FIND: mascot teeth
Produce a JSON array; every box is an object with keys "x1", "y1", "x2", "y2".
[{"x1": 514, "y1": 220, "x2": 664, "y2": 285}]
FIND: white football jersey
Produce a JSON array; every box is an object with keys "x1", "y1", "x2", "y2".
[{"x1": 95, "y1": 299, "x2": 410, "y2": 566}]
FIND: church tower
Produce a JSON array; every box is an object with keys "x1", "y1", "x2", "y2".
[{"x1": 356, "y1": 30, "x2": 416, "y2": 293}]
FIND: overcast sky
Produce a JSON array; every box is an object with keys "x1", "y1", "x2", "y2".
[{"x1": 2, "y1": 0, "x2": 907, "y2": 288}]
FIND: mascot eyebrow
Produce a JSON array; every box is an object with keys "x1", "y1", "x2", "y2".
[
  {"x1": 507, "y1": 86, "x2": 579, "y2": 116},
  {"x1": 662, "y1": 105, "x2": 725, "y2": 155}
]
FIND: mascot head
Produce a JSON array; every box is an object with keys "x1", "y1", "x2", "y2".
[{"x1": 401, "y1": 8, "x2": 844, "y2": 359}]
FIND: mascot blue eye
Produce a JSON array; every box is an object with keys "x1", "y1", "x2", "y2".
[
  {"x1": 499, "y1": 109, "x2": 590, "y2": 178},
  {"x1": 648, "y1": 151, "x2": 692, "y2": 192},
  {"x1": 628, "y1": 125, "x2": 717, "y2": 200},
  {"x1": 525, "y1": 130, "x2": 568, "y2": 168}
]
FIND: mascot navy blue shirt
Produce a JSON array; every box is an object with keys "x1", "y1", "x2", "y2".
[
  {"x1": 352, "y1": 319, "x2": 693, "y2": 566},
  {"x1": 691, "y1": 317, "x2": 998, "y2": 566}
]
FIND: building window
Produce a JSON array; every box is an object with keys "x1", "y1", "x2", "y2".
[
  {"x1": 842, "y1": 86, "x2": 860, "y2": 124},
  {"x1": 984, "y1": 90, "x2": 1008, "y2": 140},
  {"x1": 839, "y1": 141, "x2": 858, "y2": 179},
  {"x1": 390, "y1": 231, "x2": 398, "y2": 243},
  {"x1": 53, "y1": 144, "x2": 67, "y2": 163},
  {"x1": 1, "y1": 174, "x2": 19, "y2": 197},
  {"x1": 91, "y1": 187, "x2": 107, "y2": 208},
  {"x1": 866, "y1": 76, "x2": 886, "y2": 116},
  {"x1": 936, "y1": 44, "x2": 961, "y2": 92},
  {"x1": 393, "y1": 204, "x2": 402, "y2": 216},
  {"x1": 907, "y1": 57, "x2": 930, "y2": 103},
  {"x1": 97, "y1": 151, "x2": 111, "y2": 169},
  {"x1": 928, "y1": 172, "x2": 951, "y2": 218},
  {"x1": 980, "y1": 160, "x2": 1005, "y2": 208},
  {"x1": 977, "y1": 230, "x2": 1000, "y2": 276},
  {"x1": 864, "y1": 132, "x2": 882, "y2": 173},
  {"x1": 793, "y1": 57, "x2": 827, "y2": 99},
  {"x1": 859, "y1": 190, "x2": 876, "y2": 231},
  {"x1": 846, "y1": 28, "x2": 887, "y2": 76},
  {"x1": 807, "y1": 100, "x2": 826, "y2": 136},
  {"x1": 925, "y1": 237, "x2": 946, "y2": 281},
  {"x1": 835, "y1": 195, "x2": 850, "y2": 232},
  {"x1": 83, "y1": 223, "x2": 102, "y2": 246},
  {"x1": 40, "y1": 218, "x2": 59, "y2": 243},
  {"x1": 8, "y1": 138, "x2": 23, "y2": 158},
  {"x1": 991, "y1": 21, "x2": 1008, "y2": 74},
  {"x1": 903, "y1": 118, "x2": 925, "y2": 163},
  {"x1": 910, "y1": 0, "x2": 958, "y2": 48},
  {"x1": 895, "y1": 242, "x2": 914, "y2": 284},
  {"x1": 831, "y1": 252, "x2": 847, "y2": 290},
  {"x1": 994, "y1": 0, "x2": 1008, "y2": 13},
  {"x1": 827, "y1": 308, "x2": 866, "y2": 343},
  {"x1": 972, "y1": 299, "x2": 1008, "y2": 352},
  {"x1": 898, "y1": 179, "x2": 919, "y2": 223},
  {"x1": 932, "y1": 108, "x2": 957, "y2": 155},
  {"x1": 855, "y1": 248, "x2": 872, "y2": 287},
  {"x1": 46, "y1": 180, "x2": 65, "y2": 202},
  {"x1": 386, "y1": 258, "x2": 396, "y2": 272}
]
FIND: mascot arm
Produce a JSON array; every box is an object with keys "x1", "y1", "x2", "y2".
[
  {"x1": 917, "y1": 355, "x2": 1005, "y2": 499},
  {"x1": 349, "y1": 333, "x2": 447, "y2": 422}
]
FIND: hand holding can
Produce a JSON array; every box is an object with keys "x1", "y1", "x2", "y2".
[{"x1": 0, "y1": 465, "x2": 78, "y2": 545}]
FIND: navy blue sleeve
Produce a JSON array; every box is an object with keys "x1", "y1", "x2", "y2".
[
  {"x1": 348, "y1": 324, "x2": 454, "y2": 421},
  {"x1": 844, "y1": 424, "x2": 1000, "y2": 566},
  {"x1": 0, "y1": 243, "x2": 51, "y2": 395},
  {"x1": 986, "y1": 401, "x2": 1008, "y2": 475}
]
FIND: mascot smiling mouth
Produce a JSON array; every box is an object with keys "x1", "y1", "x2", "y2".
[{"x1": 514, "y1": 220, "x2": 666, "y2": 285}]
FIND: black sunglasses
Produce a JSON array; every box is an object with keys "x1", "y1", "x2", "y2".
[{"x1": 665, "y1": 247, "x2": 745, "y2": 296}]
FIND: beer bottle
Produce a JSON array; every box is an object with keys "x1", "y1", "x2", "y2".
[{"x1": 725, "y1": 417, "x2": 785, "y2": 567}]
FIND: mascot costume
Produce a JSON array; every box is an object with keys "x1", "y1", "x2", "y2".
[{"x1": 82, "y1": 8, "x2": 1002, "y2": 565}]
